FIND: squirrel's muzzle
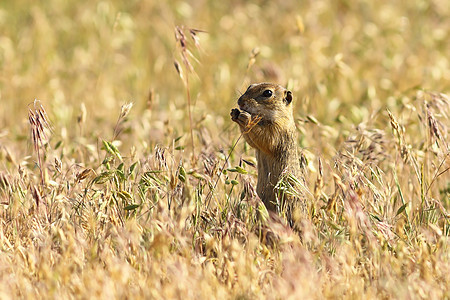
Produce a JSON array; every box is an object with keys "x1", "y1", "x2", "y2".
[{"x1": 237, "y1": 95, "x2": 245, "y2": 107}]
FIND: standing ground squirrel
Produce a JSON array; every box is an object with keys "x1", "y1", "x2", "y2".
[{"x1": 231, "y1": 83, "x2": 305, "y2": 216}]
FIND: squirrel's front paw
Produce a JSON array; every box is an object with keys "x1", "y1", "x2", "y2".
[
  {"x1": 230, "y1": 108, "x2": 240, "y2": 121},
  {"x1": 231, "y1": 108, "x2": 253, "y2": 128}
]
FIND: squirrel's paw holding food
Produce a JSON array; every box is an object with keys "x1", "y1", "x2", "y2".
[{"x1": 231, "y1": 109, "x2": 252, "y2": 128}]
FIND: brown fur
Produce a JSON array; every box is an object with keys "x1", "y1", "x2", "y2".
[{"x1": 230, "y1": 83, "x2": 303, "y2": 214}]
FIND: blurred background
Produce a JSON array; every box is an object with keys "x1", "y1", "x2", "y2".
[{"x1": 0, "y1": 0, "x2": 449, "y2": 156}]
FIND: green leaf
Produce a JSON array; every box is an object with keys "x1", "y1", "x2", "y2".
[
  {"x1": 396, "y1": 203, "x2": 408, "y2": 217},
  {"x1": 178, "y1": 166, "x2": 186, "y2": 182},
  {"x1": 370, "y1": 213, "x2": 382, "y2": 222},
  {"x1": 235, "y1": 166, "x2": 247, "y2": 174},
  {"x1": 327, "y1": 220, "x2": 341, "y2": 231},
  {"x1": 142, "y1": 172, "x2": 163, "y2": 185},
  {"x1": 191, "y1": 172, "x2": 204, "y2": 180},
  {"x1": 102, "y1": 156, "x2": 113, "y2": 165},
  {"x1": 145, "y1": 170, "x2": 163, "y2": 174},
  {"x1": 115, "y1": 169, "x2": 126, "y2": 182},
  {"x1": 108, "y1": 142, "x2": 122, "y2": 161},
  {"x1": 54, "y1": 140, "x2": 63, "y2": 149},
  {"x1": 117, "y1": 190, "x2": 133, "y2": 201},
  {"x1": 93, "y1": 171, "x2": 113, "y2": 184},
  {"x1": 102, "y1": 140, "x2": 114, "y2": 155},
  {"x1": 102, "y1": 140, "x2": 122, "y2": 160},
  {"x1": 124, "y1": 204, "x2": 140, "y2": 211},
  {"x1": 307, "y1": 115, "x2": 319, "y2": 124},
  {"x1": 129, "y1": 162, "x2": 138, "y2": 175}
]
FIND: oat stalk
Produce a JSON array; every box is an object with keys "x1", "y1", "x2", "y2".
[
  {"x1": 174, "y1": 26, "x2": 205, "y2": 158},
  {"x1": 28, "y1": 100, "x2": 52, "y2": 189},
  {"x1": 113, "y1": 102, "x2": 133, "y2": 140},
  {"x1": 205, "y1": 114, "x2": 262, "y2": 208}
]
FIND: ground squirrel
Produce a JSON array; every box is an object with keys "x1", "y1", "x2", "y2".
[{"x1": 231, "y1": 83, "x2": 304, "y2": 215}]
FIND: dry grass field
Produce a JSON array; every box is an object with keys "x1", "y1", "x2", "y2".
[{"x1": 0, "y1": 0, "x2": 449, "y2": 298}]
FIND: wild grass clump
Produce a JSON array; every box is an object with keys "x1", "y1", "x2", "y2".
[{"x1": 0, "y1": 0, "x2": 449, "y2": 298}]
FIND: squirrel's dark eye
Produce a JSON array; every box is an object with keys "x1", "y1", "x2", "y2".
[{"x1": 262, "y1": 90, "x2": 273, "y2": 97}]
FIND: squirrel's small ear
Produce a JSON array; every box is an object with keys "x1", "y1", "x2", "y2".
[{"x1": 284, "y1": 90, "x2": 293, "y2": 105}]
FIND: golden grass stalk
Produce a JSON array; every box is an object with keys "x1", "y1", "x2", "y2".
[
  {"x1": 174, "y1": 26, "x2": 205, "y2": 159},
  {"x1": 28, "y1": 100, "x2": 52, "y2": 189},
  {"x1": 206, "y1": 114, "x2": 262, "y2": 207}
]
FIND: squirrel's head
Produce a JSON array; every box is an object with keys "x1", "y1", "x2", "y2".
[{"x1": 237, "y1": 83, "x2": 294, "y2": 123}]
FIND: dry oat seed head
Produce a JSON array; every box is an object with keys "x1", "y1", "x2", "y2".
[{"x1": 120, "y1": 102, "x2": 133, "y2": 119}]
